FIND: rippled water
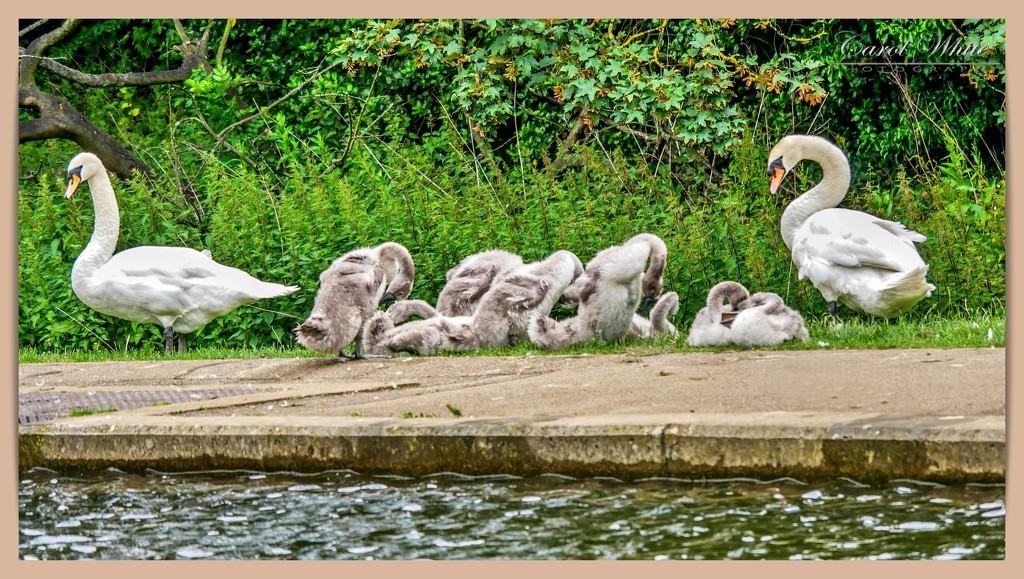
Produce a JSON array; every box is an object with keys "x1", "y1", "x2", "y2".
[{"x1": 19, "y1": 468, "x2": 1004, "y2": 560}]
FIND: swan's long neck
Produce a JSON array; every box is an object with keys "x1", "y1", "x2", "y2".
[
  {"x1": 71, "y1": 169, "x2": 119, "y2": 288},
  {"x1": 780, "y1": 139, "x2": 850, "y2": 250}
]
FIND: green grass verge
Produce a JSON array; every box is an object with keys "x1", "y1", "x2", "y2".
[{"x1": 18, "y1": 311, "x2": 1004, "y2": 364}]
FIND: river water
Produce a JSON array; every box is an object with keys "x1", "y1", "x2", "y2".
[{"x1": 19, "y1": 468, "x2": 1004, "y2": 560}]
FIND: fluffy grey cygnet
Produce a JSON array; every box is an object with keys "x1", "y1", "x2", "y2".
[
  {"x1": 686, "y1": 281, "x2": 750, "y2": 347},
  {"x1": 435, "y1": 249, "x2": 524, "y2": 316},
  {"x1": 362, "y1": 250, "x2": 583, "y2": 356},
  {"x1": 295, "y1": 242, "x2": 414, "y2": 361},
  {"x1": 382, "y1": 249, "x2": 523, "y2": 324},
  {"x1": 729, "y1": 291, "x2": 809, "y2": 347},
  {"x1": 528, "y1": 233, "x2": 667, "y2": 350},
  {"x1": 628, "y1": 291, "x2": 680, "y2": 339}
]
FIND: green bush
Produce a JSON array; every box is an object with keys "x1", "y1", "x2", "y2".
[{"x1": 18, "y1": 126, "x2": 1004, "y2": 353}]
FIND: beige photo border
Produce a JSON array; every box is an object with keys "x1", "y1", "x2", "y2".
[{"x1": 5, "y1": 3, "x2": 1017, "y2": 575}]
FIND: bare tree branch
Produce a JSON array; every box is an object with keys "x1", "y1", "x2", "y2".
[
  {"x1": 19, "y1": 19, "x2": 50, "y2": 38},
  {"x1": 19, "y1": 18, "x2": 80, "y2": 87},
  {"x1": 19, "y1": 85, "x2": 153, "y2": 179},
  {"x1": 18, "y1": 19, "x2": 214, "y2": 181}
]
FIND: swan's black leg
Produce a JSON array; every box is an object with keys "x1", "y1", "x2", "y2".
[
  {"x1": 339, "y1": 328, "x2": 390, "y2": 362},
  {"x1": 177, "y1": 334, "x2": 187, "y2": 352},
  {"x1": 828, "y1": 301, "x2": 837, "y2": 319},
  {"x1": 353, "y1": 328, "x2": 390, "y2": 359},
  {"x1": 163, "y1": 327, "x2": 174, "y2": 354}
]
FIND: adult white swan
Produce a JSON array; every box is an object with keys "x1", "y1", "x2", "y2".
[
  {"x1": 767, "y1": 135, "x2": 935, "y2": 318},
  {"x1": 63, "y1": 152, "x2": 299, "y2": 353}
]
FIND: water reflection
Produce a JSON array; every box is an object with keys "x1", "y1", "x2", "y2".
[{"x1": 19, "y1": 468, "x2": 1004, "y2": 560}]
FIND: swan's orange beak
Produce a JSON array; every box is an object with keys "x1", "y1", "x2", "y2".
[
  {"x1": 768, "y1": 166, "x2": 785, "y2": 194},
  {"x1": 65, "y1": 174, "x2": 82, "y2": 199}
]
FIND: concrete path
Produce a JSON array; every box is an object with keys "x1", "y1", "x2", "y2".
[{"x1": 18, "y1": 348, "x2": 1006, "y2": 483}]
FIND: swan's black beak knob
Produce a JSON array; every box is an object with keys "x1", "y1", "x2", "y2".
[{"x1": 65, "y1": 166, "x2": 83, "y2": 199}]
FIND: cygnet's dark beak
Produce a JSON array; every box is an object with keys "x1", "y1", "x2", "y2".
[
  {"x1": 720, "y1": 310, "x2": 738, "y2": 328},
  {"x1": 378, "y1": 291, "x2": 397, "y2": 306},
  {"x1": 639, "y1": 296, "x2": 654, "y2": 316}
]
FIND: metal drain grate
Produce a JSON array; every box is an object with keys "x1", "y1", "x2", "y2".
[{"x1": 18, "y1": 388, "x2": 257, "y2": 425}]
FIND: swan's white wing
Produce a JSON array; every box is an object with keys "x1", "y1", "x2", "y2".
[
  {"x1": 796, "y1": 209, "x2": 925, "y2": 273},
  {"x1": 807, "y1": 237, "x2": 904, "y2": 272},
  {"x1": 106, "y1": 246, "x2": 295, "y2": 298},
  {"x1": 81, "y1": 246, "x2": 296, "y2": 332},
  {"x1": 871, "y1": 218, "x2": 927, "y2": 244}
]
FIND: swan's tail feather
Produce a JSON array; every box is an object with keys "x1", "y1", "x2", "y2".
[
  {"x1": 889, "y1": 266, "x2": 935, "y2": 295},
  {"x1": 881, "y1": 266, "x2": 936, "y2": 316},
  {"x1": 246, "y1": 282, "x2": 299, "y2": 300}
]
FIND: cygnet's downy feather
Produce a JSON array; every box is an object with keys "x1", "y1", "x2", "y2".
[
  {"x1": 363, "y1": 250, "x2": 583, "y2": 356},
  {"x1": 382, "y1": 249, "x2": 523, "y2": 325},
  {"x1": 686, "y1": 281, "x2": 750, "y2": 347},
  {"x1": 385, "y1": 299, "x2": 440, "y2": 324},
  {"x1": 729, "y1": 291, "x2": 809, "y2": 347},
  {"x1": 629, "y1": 291, "x2": 680, "y2": 339},
  {"x1": 435, "y1": 249, "x2": 524, "y2": 317}
]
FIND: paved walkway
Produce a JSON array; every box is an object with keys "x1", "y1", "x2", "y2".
[{"x1": 18, "y1": 348, "x2": 1006, "y2": 483}]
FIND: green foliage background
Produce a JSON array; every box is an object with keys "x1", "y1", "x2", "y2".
[{"x1": 17, "y1": 18, "x2": 1005, "y2": 353}]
